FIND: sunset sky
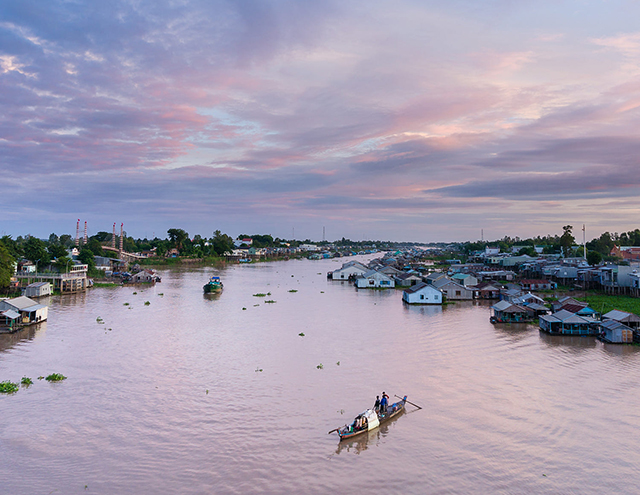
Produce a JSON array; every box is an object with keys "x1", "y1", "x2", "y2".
[{"x1": 3, "y1": 0, "x2": 640, "y2": 242}]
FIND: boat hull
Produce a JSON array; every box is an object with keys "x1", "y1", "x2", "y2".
[{"x1": 336, "y1": 398, "x2": 406, "y2": 441}]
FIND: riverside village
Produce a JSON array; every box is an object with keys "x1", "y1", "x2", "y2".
[{"x1": 2, "y1": 223, "x2": 640, "y2": 345}]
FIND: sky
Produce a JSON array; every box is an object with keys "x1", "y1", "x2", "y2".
[{"x1": 2, "y1": 0, "x2": 640, "y2": 243}]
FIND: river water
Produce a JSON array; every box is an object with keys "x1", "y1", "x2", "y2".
[{"x1": 2, "y1": 255, "x2": 640, "y2": 494}]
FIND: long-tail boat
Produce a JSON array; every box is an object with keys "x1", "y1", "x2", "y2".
[{"x1": 333, "y1": 395, "x2": 407, "y2": 441}]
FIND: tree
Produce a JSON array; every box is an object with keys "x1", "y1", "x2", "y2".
[
  {"x1": 53, "y1": 256, "x2": 72, "y2": 273},
  {"x1": 23, "y1": 237, "x2": 50, "y2": 268},
  {"x1": 48, "y1": 243, "x2": 68, "y2": 260},
  {"x1": 0, "y1": 242, "x2": 15, "y2": 289},
  {"x1": 0, "y1": 235, "x2": 22, "y2": 259},
  {"x1": 587, "y1": 251, "x2": 602, "y2": 266},
  {"x1": 167, "y1": 228, "x2": 189, "y2": 251},
  {"x1": 211, "y1": 230, "x2": 234, "y2": 256},
  {"x1": 59, "y1": 234, "x2": 74, "y2": 248},
  {"x1": 77, "y1": 247, "x2": 96, "y2": 270},
  {"x1": 559, "y1": 225, "x2": 575, "y2": 257}
]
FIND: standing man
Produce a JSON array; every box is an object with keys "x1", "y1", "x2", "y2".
[
  {"x1": 374, "y1": 395, "x2": 380, "y2": 414},
  {"x1": 380, "y1": 392, "x2": 389, "y2": 415}
]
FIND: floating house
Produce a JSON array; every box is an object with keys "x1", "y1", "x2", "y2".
[
  {"x1": 330, "y1": 261, "x2": 369, "y2": 280},
  {"x1": 0, "y1": 296, "x2": 48, "y2": 331},
  {"x1": 491, "y1": 300, "x2": 531, "y2": 323},
  {"x1": 431, "y1": 278, "x2": 474, "y2": 300},
  {"x1": 599, "y1": 319, "x2": 634, "y2": 344},
  {"x1": 355, "y1": 270, "x2": 395, "y2": 289},
  {"x1": 601, "y1": 310, "x2": 640, "y2": 330},
  {"x1": 402, "y1": 282, "x2": 442, "y2": 305},
  {"x1": 474, "y1": 282, "x2": 501, "y2": 299},
  {"x1": 22, "y1": 282, "x2": 51, "y2": 298},
  {"x1": 394, "y1": 272, "x2": 423, "y2": 287},
  {"x1": 539, "y1": 309, "x2": 596, "y2": 335}
]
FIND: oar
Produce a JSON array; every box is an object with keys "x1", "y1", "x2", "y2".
[
  {"x1": 327, "y1": 428, "x2": 340, "y2": 435},
  {"x1": 395, "y1": 394, "x2": 422, "y2": 410}
]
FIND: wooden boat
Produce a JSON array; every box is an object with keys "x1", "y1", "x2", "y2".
[
  {"x1": 334, "y1": 396, "x2": 407, "y2": 441},
  {"x1": 203, "y1": 276, "x2": 223, "y2": 293}
]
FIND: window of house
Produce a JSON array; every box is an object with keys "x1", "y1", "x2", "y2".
[
  {"x1": 456, "y1": 290, "x2": 461, "y2": 296},
  {"x1": 420, "y1": 294, "x2": 424, "y2": 299}
]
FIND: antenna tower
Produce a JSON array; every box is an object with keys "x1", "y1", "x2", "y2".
[
  {"x1": 120, "y1": 223, "x2": 124, "y2": 255},
  {"x1": 83, "y1": 221, "x2": 88, "y2": 245},
  {"x1": 583, "y1": 224, "x2": 586, "y2": 260},
  {"x1": 112, "y1": 223, "x2": 116, "y2": 248},
  {"x1": 75, "y1": 219, "x2": 80, "y2": 246}
]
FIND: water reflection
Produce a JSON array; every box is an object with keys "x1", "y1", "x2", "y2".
[
  {"x1": 0, "y1": 322, "x2": 43, "y2": 353},
  {"x1": 538, "y1": 331, "x2": 597, "y2": 350}
]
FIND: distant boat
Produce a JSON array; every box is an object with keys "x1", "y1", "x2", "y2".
[
  {"x1": 332, "y1": 396, "x2": 407, "y2": 441},
  {"x1": 203, "y1": 276, "x2": 223, "y2": 293}
]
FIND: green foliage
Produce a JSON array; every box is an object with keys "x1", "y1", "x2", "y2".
[
  {"x1": 1, "y1": 235, "x2": 22, "y2": 259},
  {"x1": 559, "y1": 225, "x2": 575, "y2": 257},
  {"x1": 45, "y1": 373, "x2": 67, "y2": 382},
  {"x1": 48, "y1": 243, "x2": 68, "y2": 260},
  {"x1": 288, "y1": 289, "x2": 298, "y2": 293},
  {"x1": 23, "y1": 236, "x2": 50, "y2": 267},
  {"x1": 167, "y1": 228, "x2": 189, "y2": 251},
  {"x1": 144, "y1": 301, "x2": 150, "y2": 306},
  {"x1": 78, "y1": 247, "x2": 96, "y2": 269},
  {"x1": 53, "y1": 256, "x2": 72, "y2": 273},
  {"x1": 0, "y1": 381, "x2": 19, "y2": 394},
  {"x1": 587, "y1": 250, "x2": 602, "y2": 266},
  {"x1": 0, "y1": 242, "x2": 15, "y2": 289},
  {"x1": 316, "y1": 363, "x2": 323, "y2": 369},
  {"x1": 298, "y1": 332, "x2": 305, "y2": 336},
  {"x1": 211, "y1": 230, "x2": 235, "y2": 256},
  {"x1": 577, "y1": 294, "x2": 640, "y2": 316},
  {"x1": 264, "y1": 300, "x2": 276, "y2": 303},
  {"x1": 253, "y1": 293, "x2": 267, "y2": 297},
  {"x1": 21, "y1": 377, "x2": 33, "y2": 386}
]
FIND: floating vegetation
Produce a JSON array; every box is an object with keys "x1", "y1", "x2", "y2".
[
  {"x1": 242, "y1": 307, "x2": 247, "y2": 310},
  {"x1": 144, "y1": 301, "x2": 150, "y2": 306},
  {"x1": 320, "y1": 291, "x2": 324, "y2": 293},
  {"x1": 264, "y1": 300, "x2": 276, "y2": 304},
  {"x1": 253, "y1": 293, "x2": 267, "y2": 297},
  {"x1": 0, "y1": 381, "x2": 19, "y2": 394},
  {"x1": 253, "y1": 304, "x2": 259, "y2": 307},
  {"x1": 338, "y1": 409, "x2": 345, "y2": 414},
  {"x1": 158, "y1": 293, "x2": 164, "y2": 296},
  {"x1": 291, "y1": 275, "x2": 294, "y2": 277},
  {"x1": 45, "y1": 373, "x2": 67, "y2": 382},
  {"x1": 133, "y1": 291, "x2": 137, "y2": 295},
  {"x1": 21, "y1": 376, "x2": 33, "y2": 386},
  {"x1": 255, "y1": 367, "x2": 263, "y2": 373},
  {"x1": 316, "y1": 364, "x2": 324, "y2": 369},
  {"x1": 37, "y1": 376, "x2": 44, "y2": 380},
  {"x1": 206, "y1": 390, "x2": 209, "y2": 395},
  {"x1": 336, "y1": 361, "x2": 340, "y2": 366},
  {"x1": 298, "y1": 332, "x2": 305, "y2": 337},
  {"x1": 288, "y1": 289, "x2": 298, "y2": 293},
  {"x1": 96, "y1": 317, "x2": 103, "y2": 323},
  {"x1": 123, "y1": 303, "x2": 129, "y2": 306}
]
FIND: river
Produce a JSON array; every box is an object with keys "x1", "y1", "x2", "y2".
[{"x1": 1, "y1": 255, "x2": 640, "y2": 494}]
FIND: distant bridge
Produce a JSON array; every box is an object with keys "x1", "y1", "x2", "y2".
[{"x1": 102, "y1": 245, "x2": 148, "y2": 262}]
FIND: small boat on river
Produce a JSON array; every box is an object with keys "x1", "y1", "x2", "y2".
[
  {"x1": 333, "y1": 395, "x2": 408, "y2": 441},
  {"x1": 203, "y1": 276, "x2": 223, "y2": 293}
]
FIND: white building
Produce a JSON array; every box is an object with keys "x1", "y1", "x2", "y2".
[
  {"x1": 0, "y1": 296, "x2": 48, "y2": 326},
  {"x1": 355, "y1": 270, "x2": 395, "y2": 289},
  {"x1": 331, "y1": 261, "x2": 368, "y2": 280},
  {"x1": 402, "y1": 282, "x2": 442, "y2": 304}
]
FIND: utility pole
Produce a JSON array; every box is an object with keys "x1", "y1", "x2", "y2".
[{"x1": 583, "y1": 224, "x2": 586, "y2": 260}]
